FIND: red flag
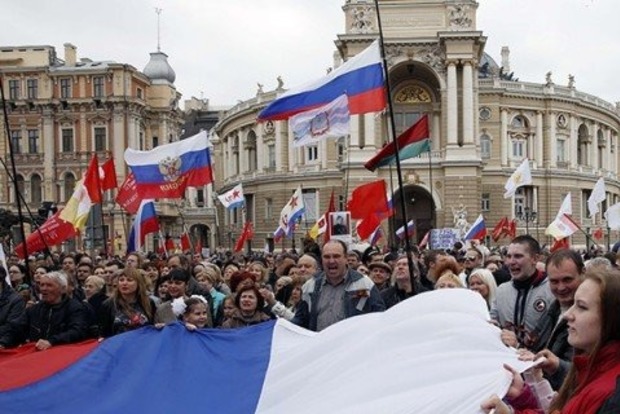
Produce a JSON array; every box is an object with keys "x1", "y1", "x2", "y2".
[
  {"x1": 14, "y1": 212, "x2": 76, "y2": 258},
  {"x1": 418, "y1": 230, "x2": 430, "y2": 249},
  {"x1": 100, "y1": 158, "x2": 118, "y2": 191},
  {"x1": 324, "y1": 190, "x2": 336, "y2": 243},
  {"x1": 165, "y1": 237, "x2": 175, "y2": 252},
  {"x1": 180, "y1": 233, "x2": 191, "y2": 252},
  {"x1": 116, "y1": 173, "x2": 141, "y2": 214},
  {"x1": 506, "y1": 219, "x2": 517, "y2": 239},
  {"x1": 83, "y1": 155, "x2": 102, "y2": 204},
  {"x1": 195, "y1": 239, "x2": 203, "y2": 254},
  {"x1": 356, "y1": 214, "x2": 381, "y2": 240},
  {"x1": 551, "y1": 237, "x2": 570, "y2": 252},
  {"x1": 592, "y1": 227, "x2": 604, "y2": 240},
  {"x1": 234, "y1": 221, "x2": 254, "y2": 253},
  {"x1": 491, "y1": 217, "x2": 508, "y2": 242},
  {"x1": 347, "y1": 180, "x2": 389, "y2": 220}
]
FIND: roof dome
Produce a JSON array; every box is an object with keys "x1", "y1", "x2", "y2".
[
  {"x1": 143, "y1": 51, "x2": 176, "y2": 84},
  {"x1": 478, "y1": 52, "x2": 500, "y2": 79}
]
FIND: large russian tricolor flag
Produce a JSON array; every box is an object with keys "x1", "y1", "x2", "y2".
[
  {"x1": 127, "y1": 200, "x2": 159, "y2": 252},
  {"x1": 257, "y1": 40, "x2": 386, "y2": 121},
  {"x1": 0, "y1": 290, "x2": 535, "y2": 413},
  {"x1": 124, "y1": 131, "x2": 213, "y2": 199},
  {"x1": 463, "y1": 214, "x2": 487, "y2": 241}
]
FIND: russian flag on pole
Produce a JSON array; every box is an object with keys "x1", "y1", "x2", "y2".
[
  {"x1": 124, "y1": 131, "x2": 213, "y2": 199},
  {"x1": 0, "y1": 290, "x2": 536, "y2": 414},
  {"x1": 257, "y1": 40, "x2": 385, "y2": 121},
  {"x1": 463, "y1": 214, "x2": 487, "y2": 241},
  {"x1": 127, "y1": 200, "x2": 159, "y2": 252},
  {"x1": 217, "y1": 183, "x2": 245, "y2": 210},
  {"x1": 396, "y1": 220, "x2": 415, "y2": 239}
]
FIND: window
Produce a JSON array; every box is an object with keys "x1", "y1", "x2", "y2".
[
  {"x1": 557, "y1": 139, "x2": 566, "y2": 163},
  {"x1": 265, "y1": 198, "x2": 273, "y2": 220},
  {"x1": 27, "y1": 79, "x2": 38, "y2": 99},
  {"x1": 393, "y1": 112, "x2": 422, "y2": 136},
  {"x1": 512, "y1": 139, "x2": 525, "y2": 158},
  {"x1": 246, "y1": 131, "x2": 257, "y2": 172},
  {"x1": 511, "y1": 116, "x2": 526, "y2": 128},
  {"x1": 481, "y1": 193, "x2": 490, "y2": 212},
  {"x1": 8, "y1": 80, "x2": 20, "y2": 100},
  {"x1": 337, "y1": 141, "x2": 345, "y2": 162},
  {"x1": 60, "y1": 78, "x2": 71, "y2": 99},
  {"x1": 480, "y1": 134, "x2": 491, "y2": 158},
  {"x1": 306, "y1": 145, "x2": 319, "y2": 162},
  {"x1": 514, "y1": 187, "x2": 526, "y2": 217},
  {"x1": 61, "y1": 129, "x2": 74, "y2": 152},
  {"x1": 94, "y1": 127, "x2": 106, "y2": 151},
  {"x1": 27, "y1": 129, "x2": 39, "y2": 153},
  {"x1": 15, "y1": 175, "x2": 25, "y2": 203},
  {"x1": 10, "y1": 131, "x2": 21, "y2": 154},
  {"x1": 137, "y1": 88, "x2": 143, "y2": 99},
  {"x1": 196, "y1": 188, "x2": 205, "y2": 206},
  {"x1": 245, "y1": 194, "x2": 255, "y2": 222},
  {"x1": 338, "y1": 195, "x2": 346, "y2": 211},
  {"x1": 578, "y1": 124, "x2": 589, "y2": 166},
  {"x1": 152, "y1": 136, "x2": 159, "y2": 148},
  {"x1": 267, "y1": 144, "x2": 276, "y2": 169},
  {"x1": 30, "y1": 174, "x2": 42, "y2": 204},
  {"x1": 93, "y1": 76, "x2": 104, "y2": 98},
  {"x1": 64, "y1": 173, "x2": 75, "y2": 202}
]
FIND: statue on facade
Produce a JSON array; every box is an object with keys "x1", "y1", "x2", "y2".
[
  {"x1": 451, "y1": 204, "x2": 470, "y2": 239},
  {"x1": 351, "y1": 6, "x2": 374, "y2": 33},
  {"x1": 545, "y1": 71, "x2": 554, "y2": 87},
  {"x1": 449, "y1": 4, "x2": 472, "y2": 29},
  {"x1": 276, "y1": 76, "x2": 284, "y2": 90},
  {"x1": 256, "y1": 83, "x2": 264, "y2": 95},
  {"x1": 568, "y1": 74, "x2": 575, "y2": 89}
]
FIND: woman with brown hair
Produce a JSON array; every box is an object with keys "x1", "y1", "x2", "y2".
[
  {"x1": 220, "y1": 285, "x2": 270, "y2": 329},
  {"x1": 98, "y1": 267, "x2": 156, "y2": 338},
  {"x1": 481, "y1": 268, "x2": 620, "y2": 414}
]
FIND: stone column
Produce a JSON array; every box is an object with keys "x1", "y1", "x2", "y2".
[
  {"x1": 536, "y1": 112, "x2": 543, "y2": 167},
  {"x1": 42, "y1": 111, "x2": 54, "y2": 199},
  {"x1": 569, "y1": 116, "x2": 578, "y2": 169},
  {"x1": 112, "y1": 108, "x2": 126, "y2": 180},
  {"x1": 364, "y1": 113, "x2": 375, "y2": 149},
  {"x1": 462, "y1": 61, "x2": 474, "y2": 144},
  {"x1": 432, "y1": 111, "x2": 441, "y2": 151},
  {"x1": 447, "y1": 62, "x2": 458, "y2": 145},
  {"x1": 590, "y1": 124, "x2": 598, "y2": 170},
  {"x1": 548, "y1": 113, "x2": 557, "y2": 168},
  {"x1": 500, "y1": 108, "x2": 508, "y2": 166},
  {"x1": 349, "y1": 115, "x2": 360, "y2": 148},
  {"x1": 257, "y1": 130, "x2": 264, "y2": 172}
]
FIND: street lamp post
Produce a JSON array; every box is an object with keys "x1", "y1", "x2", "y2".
[{"x1": 517, "y1": 206, "x2": 537, "y2": 236}]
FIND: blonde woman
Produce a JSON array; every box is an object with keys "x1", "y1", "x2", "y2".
[
  {"x1": 467, "y1": 269, "x2": 497, "y2": 310},
  {"x1": 98, "y1": 267, "x2": 156, "y2": 338}
]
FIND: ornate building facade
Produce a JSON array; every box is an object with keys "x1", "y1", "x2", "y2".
[
  {"x1": 0, "y1": 43, "x2": 196, "y2": 253},
  {"x1": 214, "y1": 0, "x2": 620, "y2": 250}
]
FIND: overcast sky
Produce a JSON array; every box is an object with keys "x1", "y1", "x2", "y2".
[{"x1": 2, "y1": 0, "x2": 618, "y2": 108}]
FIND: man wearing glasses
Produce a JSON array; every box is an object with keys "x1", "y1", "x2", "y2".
[{"x1": 460, "y1": 247, "x2": 483, "y2": 285}]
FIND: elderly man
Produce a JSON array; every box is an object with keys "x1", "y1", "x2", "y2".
[
  {"x1": 381, "y1": 255, "x2": 427, "y2": 309},
  {"x1": 297, "y1": 253, "x2": 320, "y2": 280},
  {"x1": 490, "y1": 235, "x2": 555, "y2": 351},
  {"x1": 291, "y1": 240, "x2": 384, "y2": 331},
  {"x1": 25, "y1": 271, "x2": 89, "y2": 350}
]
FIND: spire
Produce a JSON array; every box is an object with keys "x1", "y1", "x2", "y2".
[{"x1": 155, "y1": 7, "x2": 162, "y2": 52}]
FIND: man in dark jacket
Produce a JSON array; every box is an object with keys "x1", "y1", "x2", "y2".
[
  {"x1": 0, "y1": 270, "x2": 26, "y2": 349},
  {"x1": 292, "y1": 240, "x2": 385, "y2": 331},
  {"x1": 25, "y1": 271, "x2": 89, "y2": 350},
  {"x1": 381, "y1": 255, "x2": 427, "y2": 309}
]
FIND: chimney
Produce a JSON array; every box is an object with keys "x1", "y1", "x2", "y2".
[
  {"x1": 64, "y1": 43, "x2": 77, "y2": 66},
  {"x1": 501, "y1": 46, "x2": 510, "y2": 73}
]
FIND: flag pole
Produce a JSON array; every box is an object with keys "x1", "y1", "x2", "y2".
[
  {"x1": 373, "y1": 0, "x2": 416, "y2": 291},
  {"x1": 0, "y1": 75, "x2": 29, "y2": 264},
  {"x1": 563, "y1": 214, "x2": 601, "y2": 249},
  {"x1": 427, "y1": 139, "x2": 434, "y2": 249}
]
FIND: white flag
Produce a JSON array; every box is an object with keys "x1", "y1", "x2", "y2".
[
  {"x1": 556, "y1": 192, "x2": 572, "y2": 219},
  {"x1": 503, "y1": 158, "x2": 532, "y2": 198},
  {"x1": 274, "y1": 187, "x2": 305, "y2": 239},
  {"x1": 545, "y1": 214, "x2": 579, "y2": 241},
  {"x1": 605, "y1": 202, "x2": 620, "y2": 230},
  {"x1": 588, "y1": 178, "x2": 606, "y2": 217},
  {"x1": 290, "y1": 94, "x2": 350, "y2": 147},
  {"x1": 217, "y1": 183, "x2": 245, "y2": 210}
]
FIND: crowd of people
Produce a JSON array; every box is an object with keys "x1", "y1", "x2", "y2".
[{"x1": 1, "y1": 235, "x2": 620, "y2": 413}]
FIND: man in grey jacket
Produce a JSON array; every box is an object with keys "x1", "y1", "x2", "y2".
[
  {"x1": 490, "y1": 235, "x2": 554, "y2": 351},
  {"x1": 291, "y1": 240, "x2": 385, "y2": 331}
]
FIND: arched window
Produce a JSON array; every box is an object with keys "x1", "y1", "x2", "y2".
[
  {"x1": 480, "y1": 134, "x2": 491, "y2": 159},
  {"x1": 598, "y1": 129, "x2": 606, "y2": 169},
  {"x1": 31, "y1": 174, "x2": 42, "y2": 205},
  {"x1": 577, "y1": 124, "x2": 589, "y2": 166},
  {"x1": 64, "y1": 172, "x2": 76, "y2": 202},
  {"x1": 511, "y1": 115, "x2": 528, "y2": 128},
  {"x1": 14, "y1": 174, "x2": 25, "y2": 203}
]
